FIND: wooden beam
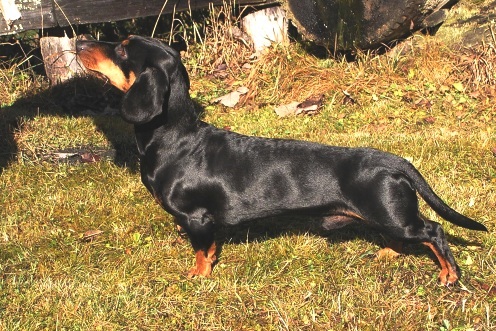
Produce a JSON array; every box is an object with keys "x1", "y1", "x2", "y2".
[{"x1": 0, "y1": 0, "x2": 279, "y2": 36}]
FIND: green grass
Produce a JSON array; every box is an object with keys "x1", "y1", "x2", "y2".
[{"x1": 1, "y1": 2, "x2": 496, "y2": 330}]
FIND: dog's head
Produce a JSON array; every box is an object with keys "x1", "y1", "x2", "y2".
[{"x1": 76, "y1": 35, "x2": 191, "y2": 125}]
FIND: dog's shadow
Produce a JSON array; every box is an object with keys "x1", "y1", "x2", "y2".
[
  {"x1": 0, "y1": 76, "x2": 138, "y2": 173},
  {"x1": 213, "y1": 216, "x2": 481, "y2": 268},
  {"x1": 0, "y1": 74, "x2": 208, "y2": 173}
]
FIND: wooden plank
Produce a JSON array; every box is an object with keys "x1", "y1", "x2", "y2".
[
  {"x1": 0, "y1": 0, "x2": 278, "y2": 36},
  {"x1": 1, "y1": 0, "x2": 55, "y2": 35}
]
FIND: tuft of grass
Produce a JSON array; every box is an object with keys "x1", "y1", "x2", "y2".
[
  {"x1": 0, "y1": 60, "x2": 45, "y2": 108},
  {"x1": 185, "y1": 2, "x2": 254, "y2": 77},
  {"x1": 459, "y1": 36, "x2": 496, "y2": 89}
]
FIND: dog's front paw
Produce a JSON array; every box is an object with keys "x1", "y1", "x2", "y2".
[
  {"x1": 187, "y1": 250, "x2": 216, "y2": 278},
  {"x1": 187, "y1": 264, "x2": 212, "y2": 278}
]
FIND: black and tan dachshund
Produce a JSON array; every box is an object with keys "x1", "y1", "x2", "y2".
[{"x1": 76, "y1": 35, "x2": 487, "y2": 286}]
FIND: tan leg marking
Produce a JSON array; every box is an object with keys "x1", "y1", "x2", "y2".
[
  {"x1": 376, "y1": 241, "x2": 403, "y2": 260},
  {"x1": 423, "y1": 242, "x2": 458, "y2": 285},
  {"x1": 187, "y1": 242, "x2": 217, "y2": 278}
]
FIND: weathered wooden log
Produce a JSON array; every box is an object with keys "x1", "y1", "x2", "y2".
[
  {"x1": 283, "y1": 0, "x2": 459, "y2": 50},
  {"x1": 241, "y1": 6, "x2": 288, "y2": 53},
  {"x1": 0, "y1": 0, "x2": 21, "y2": 29},
  {"x1": 2, "y1": 0, "x2": 459, "y2": 51}
]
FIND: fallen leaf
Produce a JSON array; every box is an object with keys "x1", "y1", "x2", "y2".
[
  {"x1": 274, "y1": 101, "x2": 300, "y2": 117},
  {"x1": 236, "y1": 86, "x2": 249, "y2": 94},
  {"x1": 423, "y1": 116, "x2": 436, "y2": 124},
  {"x1": 414, "y1": 98, "x2": 432, "y2": 109},
  {"x1": 54, "y1": 152, "x2": 78, "y2": 160},
  {"x1": 81, "y1": 229, "x2": 103, "y2": 242},
  {"x1": 296, "y1": 94, "x2": 324, "y2": 115},
  {"x1": 80, "y1": 152, "x2": 101, "y2": 163},
  {"x1": 453, "y1": 82, "x2": 464, "y2": 92},
  {"x1": 342, "y1": 90, "x2": 357, "y2": 105},
  {"x1": 440, "y1": 85, "x2": 450, "y2": 94},
  {"x1": 476, "y1": 281, "x2": 496, "y2": 296},
  {"x1": 213, "y1": 63, "x2": 228, "y2": 79},
  {"x1": 212, "y1": 86, "x2": 249, "y2": 108},
  {"x1": 275, "y1": 95, "x2": 325, "y2": 117},
  {"x1": 216, "y1": 63, "x2": 227, "y2": 71},
  {"x1": 469, "y1": 91, "x2": 480, "y2": 99},
  {"x1": 464, "y1": 254, "x2": 473, "y2": 265}
]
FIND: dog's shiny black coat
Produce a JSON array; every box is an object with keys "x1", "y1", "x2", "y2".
[{"x1": 76, "y1": 36, "x2": 487, "y2": 284}]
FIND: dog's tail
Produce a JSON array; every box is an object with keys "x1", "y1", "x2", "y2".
[{"x1": 398, "y1": 159, "x2": 488, "y2": 231}]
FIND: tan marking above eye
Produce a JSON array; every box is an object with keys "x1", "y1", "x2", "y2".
[{"x1": 121, "y1": 39, "x2": 130, "y2": 46}]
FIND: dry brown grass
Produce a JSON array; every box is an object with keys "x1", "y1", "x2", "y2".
[
  {"x1": 458, "y1": 29, "x2": 496, "y2": 89},
  {"x1": 241, "y1": 35, "x2": 481, "y2": 109},
  {"x1": 186, "y1": 2, "x2": 253, "y2": 76}
]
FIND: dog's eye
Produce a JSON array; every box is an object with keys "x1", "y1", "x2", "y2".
[{"x1": 115, "y1": 44, "x2": 128, "y2": 60}]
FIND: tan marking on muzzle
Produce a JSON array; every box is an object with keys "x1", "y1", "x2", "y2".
[{"x1": 78, "y1": 48, "x2": 136, "y2": 92}]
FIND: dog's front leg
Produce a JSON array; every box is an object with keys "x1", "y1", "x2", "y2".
[
  {"x1": 189, "y1": 242, "x2": 217, "y2": 278},
  {"x1": 178, "y1": 214, "x2": 217, "y2": 278}
]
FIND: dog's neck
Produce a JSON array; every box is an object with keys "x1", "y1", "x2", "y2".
[
  {"x1": 133, "y1": 107, "x2": 201, "y2": 157},
  {"x1": 132, "y1": 69, "x2": 202, "y2": 155},
  {"x1": 133, "y1": 91, "x2": 200, "y2": 157}
]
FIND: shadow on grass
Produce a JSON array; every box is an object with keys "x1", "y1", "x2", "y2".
[
  {"x1": 0, "y1": 76, "x2": 139, "y2": 173},
  {"x1": 213, "y1": 215, "x2": 484, "y2": 270}
]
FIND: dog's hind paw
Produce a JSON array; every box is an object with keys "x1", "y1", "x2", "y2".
[
  {"x1": 438, "y1": 269, "x2": 459, "y2": 287},
  {"x1": 375, "y1": 242, "x2": 403, "y2": 260},
  {"x1": 376, "y1": 247, "x2": 402, "y2": 260}
]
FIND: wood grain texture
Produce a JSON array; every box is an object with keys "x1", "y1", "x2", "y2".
[{"x1": 1, "y1": 0, "x2": 277, "y2": 35}]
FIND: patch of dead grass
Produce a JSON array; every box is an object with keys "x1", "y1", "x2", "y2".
[
  {"x1": 459, "y1": 35, "x2": 496, "y2": 90},
  {"x1": 185, "y1": 3, "x2": 253, "y2": 76}
]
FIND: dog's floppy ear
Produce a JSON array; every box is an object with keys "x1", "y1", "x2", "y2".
[{"x1": 120, "y1": 67, "x2": 168, "y2": 124}]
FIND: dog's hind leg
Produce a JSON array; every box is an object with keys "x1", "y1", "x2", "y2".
[
  {"x1": 378, "y1": 212, "x2": 460, "y2": 285},
  {"x1": 365, "y1": 174, "x2": 460, "y2": 285},
  {"x1": 189, "y1": 241, "x2": 217, "y2": 278},
  {"x1": 420, "y1": 219, "x2": 460, "y2": 286}
]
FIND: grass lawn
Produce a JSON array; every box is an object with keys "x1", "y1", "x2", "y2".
[{"x1": 1, "y1": 1, "x2": 495, "y2": 330}]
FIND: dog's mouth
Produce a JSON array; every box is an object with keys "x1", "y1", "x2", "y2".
[{"x1": 76, "y1": 40, "x2": 136, "y2": 92}]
